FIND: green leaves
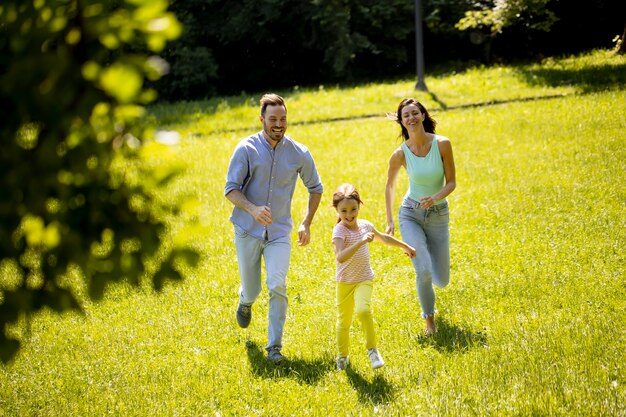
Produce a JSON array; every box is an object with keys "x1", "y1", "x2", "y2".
[
  {"x1": 456, "y1": 0, "x2": 558, "y2": 34},
  {"x1": 0, "y1": 0, "x2": 196, "y2": 363},
  {"x1": 100, "y1": 63, "x2": 143, "y2": 103}
]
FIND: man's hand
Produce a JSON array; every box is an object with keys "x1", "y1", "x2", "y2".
[
  {"x1": 251, "y1": 206, "x2": 272, "y2": 225},
  {"x1": 297, "y1": 223, "x2": 311, "y2": 246}
]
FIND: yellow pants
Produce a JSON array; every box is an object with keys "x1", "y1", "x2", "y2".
[{"x1": 336, "y1": 280, "x2": 376, "y2": 357}]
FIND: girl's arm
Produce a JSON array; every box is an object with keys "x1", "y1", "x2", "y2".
[
  {"x1": 372, "y1": 228, "x2": 416, "y2": 258},
  {"x1": 332, "y1": 233, "x2": 374, "y2": 263},
  {"x1": 385, "y1": 148, "x2": 405, "y2": 235}
]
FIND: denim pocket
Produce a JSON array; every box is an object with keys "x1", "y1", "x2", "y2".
[
  {"x1": 436, "y1": 205, "x2": 449, "y2": 216},
  {"x1": 400, "y1": 198, "x2": 417, "y2": 210},
  {"x1": 234, "y1": 225, "x2": 248, "y2": 238}
]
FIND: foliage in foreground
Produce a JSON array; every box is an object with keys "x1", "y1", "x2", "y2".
[{"x1": 0, "y1": 0, "x2": 199, "y2": 363}]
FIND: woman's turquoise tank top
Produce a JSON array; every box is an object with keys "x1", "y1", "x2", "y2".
[{"x1": 402, "y1": 135, "x2": 446, "y2": 204}]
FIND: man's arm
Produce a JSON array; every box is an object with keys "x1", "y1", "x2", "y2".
[
  {"x1": 226, "y1": 189, "x2": 272, "y2": 226},
  {"x1": 297, "y1": 192, "x2": 322, "y2": 246}
]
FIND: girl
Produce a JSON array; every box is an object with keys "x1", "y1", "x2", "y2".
[
  {"x1": 385, "y1": 98, "x2": 456, "y2": 336},
  {"x1": 331, "y1": 183, "x2": 416, "y2": 370}
]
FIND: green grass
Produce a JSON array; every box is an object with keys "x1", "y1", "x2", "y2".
[{"x1": 1, "y1": 49, "x2": 625, "y2": 416}]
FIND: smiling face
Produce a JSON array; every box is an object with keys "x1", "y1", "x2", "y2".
[
  {"x1": 400, "y1": 103, "x2": 424, "y2": 131},
  {"x1": 395, "y1": 98, "x2": 436, "y2": 139},
  {"x1": 261, "y1": 104, "x2": 287, "y2": 144},
  {"x1": 336, "y1": 198, "x2": 360, "y2": 229}
]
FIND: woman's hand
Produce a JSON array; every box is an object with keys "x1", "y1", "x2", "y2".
[
  {"x1": 419, "y1": 196, "x2": 436, "y2": 209},
  {"x1": 386, "y1": 221, "x2": 395, "y2": 235}
]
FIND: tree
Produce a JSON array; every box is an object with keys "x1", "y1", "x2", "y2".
[
  {"x1": 0, "y1": 0, "x2": 199, "y2": 363},
  {"x1": 155, "y1": 0, "x2": 220, "y2": 100},
  {"x1": 156, "y1": 0, "x2": 417, "y2": 99},
  {"x1": 454, "y1": 0, "x2": 558, "y2": 61},
  {"x1": 456, "y1": 0, "x2": 558, "y2": 34},
  {"x1": 615, "y1": 21, "x2": 626, "y2": 55}
]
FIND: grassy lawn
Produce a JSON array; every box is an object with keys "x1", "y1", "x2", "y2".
[{"x1": 1, "y1": 49, "x2": 625, "y2": 416}]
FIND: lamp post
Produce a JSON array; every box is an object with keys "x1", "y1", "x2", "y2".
[{"x1": 415, "y1": 0, "x2": 427, "y2": 91}]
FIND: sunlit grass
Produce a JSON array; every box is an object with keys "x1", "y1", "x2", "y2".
[
  {"x1": 1, "y1": 49, "x2": 625, "y2": 416},
  {"x1": 149, "y1": 48, "x2": 626, "y2": 136}
]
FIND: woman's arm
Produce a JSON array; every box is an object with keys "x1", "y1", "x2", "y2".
[
  {"x1": 433, "y1": 138, "x2": 456, "y2": 201},
  {"x1": 417, "y1": 138, "x2": 457, "y2": 208},
  {"x1": 385, "y1": 148, "x2": 405, "y2": 235}
]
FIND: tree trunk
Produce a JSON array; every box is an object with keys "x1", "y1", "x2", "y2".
[{"x1": 616, "y1": 21, "x2": 626, "y2": 55}]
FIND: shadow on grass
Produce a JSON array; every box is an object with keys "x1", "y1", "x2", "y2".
[
  {"x1": 517, "y1": 62, "x2": 626, "y2": 93},
  {"x1": 245, "y1": 340, "x2": 333, "y2": 385},
  {"x1": 151, "y1": 51, "x2": 625, "y2": 136},
  {"x1": 185, "y1": 91, "x2": 573, "y2": 136},
  {"x1": 415, "y1": 317, "x2": 487, "y2": 354},
  {"x1": 345, "y1": 367, "x2": 395, "y2": 406}
]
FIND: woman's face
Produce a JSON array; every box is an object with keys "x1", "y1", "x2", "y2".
[{"x1": 400, "y1": 103, "x2": 424, "y2": 129}]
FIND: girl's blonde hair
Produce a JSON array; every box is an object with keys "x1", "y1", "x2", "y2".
[{"x1": 332, "y1": 183, "x2": 364, "y2": 224}]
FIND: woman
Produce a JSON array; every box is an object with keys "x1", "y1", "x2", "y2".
[{"x1": 385, "y1": 98, "x2": 456, "y2": 335}]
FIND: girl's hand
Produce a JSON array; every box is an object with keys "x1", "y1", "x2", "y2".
[
  {"x1": 386, "y1": 221, "x2": 395, "y2": 235},
  {"x1": 404, "y1": 245, "x2": 416, "y2": 258},
  {"x1": 362, "y1": 232, "x2": 374, "y2": 243}
]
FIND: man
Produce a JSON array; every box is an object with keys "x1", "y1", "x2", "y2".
[{"x1": 224, "y1": 93, "x2": 323, "y2": 363}]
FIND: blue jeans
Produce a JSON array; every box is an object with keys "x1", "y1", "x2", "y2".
[
  {"x1": 234, "y1": 225, "x2": 291, "y2": 351},
  {"x1": 398, "y1": 197, "x2": 450, "y2": 318}
]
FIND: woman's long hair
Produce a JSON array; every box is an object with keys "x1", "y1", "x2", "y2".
[{"x1": 392, "y1": 98, "x2": 437, "y2": 140}]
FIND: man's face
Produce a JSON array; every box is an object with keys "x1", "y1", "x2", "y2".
[{"x1": 261, "y1": 104, "x2": 287, "y2": 143}]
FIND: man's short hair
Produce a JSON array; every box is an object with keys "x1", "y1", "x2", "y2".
[{"x1": 260, "y1": 93, "x2": 286, "y2": 116}]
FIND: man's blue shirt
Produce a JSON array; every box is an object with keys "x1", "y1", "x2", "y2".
[{"x1": 225, "y1": 131, "x2": 323, "y2": 241}]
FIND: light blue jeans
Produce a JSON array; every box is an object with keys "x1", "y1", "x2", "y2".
[
  {"x1": 398, "y1": 197, "x2": 450, "y2": 318},
  {"x1": 234, "y1": 225, "x2": 291, "y2": 352}
]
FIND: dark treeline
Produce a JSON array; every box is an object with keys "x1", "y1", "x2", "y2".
[{"x1": 154, "y1": 0, "x2": 625, "y2": 101}]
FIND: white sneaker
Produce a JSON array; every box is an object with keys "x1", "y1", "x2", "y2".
[
  {"x1": 368, "y1": 348, "x2": 384, "y2": 369},
  {"x1": 337, "y1": 356, "x2": 349, "y2": 370}
]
